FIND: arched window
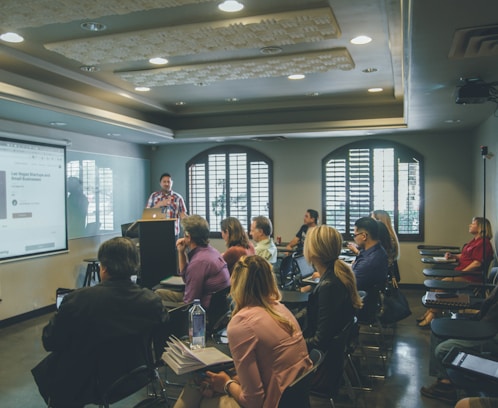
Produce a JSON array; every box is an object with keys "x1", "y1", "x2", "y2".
[
  {"x1": 322, "y1": 140, "x2": 424, "y2": 241},
  {"x1": 187, "y1": 145, "x2": 273, "y2": 237}
]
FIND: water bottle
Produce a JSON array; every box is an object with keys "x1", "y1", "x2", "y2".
[{"x1": 189, "y1": 299, "x2": 206, "y2": 350}]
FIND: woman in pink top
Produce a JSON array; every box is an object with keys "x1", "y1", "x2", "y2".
[
  {"x1": 220, "y1": 217, "x2": 255, "y2": 274},
  {"x1": 173, "y1": 255, "x2": 312, "y2": 408}
]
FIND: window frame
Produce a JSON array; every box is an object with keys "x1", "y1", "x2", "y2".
[
  {"x1": 186, "y1": 145, "x2": 273, "y2": 238},
  {"x1": 321, "y1": 139, "x2": 425, "y2": 242}
]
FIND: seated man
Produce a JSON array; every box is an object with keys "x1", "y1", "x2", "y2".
[
  {"x1": 32, "y1": 237, "x2": 167, "y2": 408},
  {"x1": 350, "y1": 217, "x2": 388, "y2": 321},
  {"x1": 156, "y1": 214, "x2": 230, "y2": 309},
  {"x1": 351, "y1": 217, "x2": 389, "y2": 291},
  {"x1": 420, "y1": 285, "x2": 498, "y2": 405},
  {"x1": 250, "y1": 215, "x2": 278, "y2": 264},
  {"x1": 285, "y1": 209, "x2": 319, "y2": 254}
]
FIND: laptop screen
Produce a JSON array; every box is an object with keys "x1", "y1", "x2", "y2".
[{"x1": 294, "y1": 255, "x2": 314, "y2": 278}]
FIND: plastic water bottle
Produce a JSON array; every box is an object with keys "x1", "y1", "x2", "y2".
[{"x1": 189, "y1": 299, "x2": 206, "y2": 350}]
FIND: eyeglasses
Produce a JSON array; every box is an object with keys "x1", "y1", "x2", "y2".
[{"x1": 353, "y1": 231, "x2": 366, "y2": 238}]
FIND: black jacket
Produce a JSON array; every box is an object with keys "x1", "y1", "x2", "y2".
[
  {"x1": 303, "y1": 268, "x2": 355, "y2": 394},
  {"x1": 32, "y1": 279, "x2": 167, "y2": 407}
]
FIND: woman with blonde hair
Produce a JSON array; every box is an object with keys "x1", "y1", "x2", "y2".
[
  {"x1": 173, "y1": 255, "x2": 312, "y2": 408},
  {"x1": 220, "y1": 217, "x2": 255, "y2": 274},
  {"x1": 371, "y1": 210, "x2": 401, "y2": 282},
  {"x1": 302, "y1": 225, "x2": 363, "y2": 394}
]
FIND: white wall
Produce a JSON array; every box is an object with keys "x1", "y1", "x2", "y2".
[
  {"x1": 0, "y1": 132, "x2": 151, "y2": 321},
  {"x1": 473, "y1": 114, "x2": 498, "y2": 249},
  {"x1": 151, "y1": 131, "x2": 477, "y2": 285}
]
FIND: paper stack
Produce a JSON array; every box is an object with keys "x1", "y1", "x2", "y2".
[{"x1": 161, "y1": 336, "x2": 233, "y2": 375}]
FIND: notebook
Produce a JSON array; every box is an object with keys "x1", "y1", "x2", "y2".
[
  {"x1": 141, "y1": 207, "x2": 167, "y2": 220},
  {"x1": 424, "y1": 291, "x2": 470, "y2": 307}
]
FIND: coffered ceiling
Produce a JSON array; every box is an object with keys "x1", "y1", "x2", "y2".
[{"x1": 0, "y1": 0, "x2": 497, "y2": 145}]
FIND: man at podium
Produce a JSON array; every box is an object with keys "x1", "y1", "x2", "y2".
[{"x1": 146, "y1": 172, "x2": 188, "y2": 238}]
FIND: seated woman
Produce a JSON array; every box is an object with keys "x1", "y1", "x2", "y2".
[
  {"x1": 173, "y1": 255, "x2": 312, "y2": 408},
  {"x1": 220, "y1": 217, "x2": 255, "y2": 274},
  {"x1": 418, "y1": 217, "x2": 494, "y2": 327},
  {"x1": 302, "y1": 225, "x2": 363, "y2": 394}
]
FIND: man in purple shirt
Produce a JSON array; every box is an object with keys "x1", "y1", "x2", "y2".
[{"x1": 155, "y1": 215, "x2": 230, "y2": 309}]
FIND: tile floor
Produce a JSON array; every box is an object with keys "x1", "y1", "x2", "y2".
[{"x1": 0, "y1": 287, "x2": 450, "y2": 408}]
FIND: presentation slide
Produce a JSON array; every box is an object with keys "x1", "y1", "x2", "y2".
[{"x1": 0, "y1": 137, "x2": 67, "y2": 262}]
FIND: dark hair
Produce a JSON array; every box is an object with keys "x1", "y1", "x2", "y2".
[
  {"x1": 182, "y1": 215, "x2": 210, "y2": 246},
  {"x1": 98, "y1": 237, "x2": 139, "y2": 279},
  {"x1": 307, "y1": 209, "x2": 319, "y2": 223},
  {"x1": 252, "y1": 216, "x2": 273, "y2": 237},
  {"x1": 354, "y1": 217, "x2": 379, "y2": 240},
  {"x1": 221, "y1": 217, "x2": 251, "y2": 249},
  {"x1": 159, "y1": 172, "x2": 171, "y2": 181}
]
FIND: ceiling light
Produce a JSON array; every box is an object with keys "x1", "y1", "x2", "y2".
[
  {"x1": 444, "y1": 119, "x2": 462, "y2": 124},
  {"x1": 80, "y1": 22, "x2": 107, "y2": 32},
  {"x1": 106, "y1": 133, "x2": 121, "y2": 137},
  {"x1": 175, "y1": 101, "x2": 187, "y2": 106},
  {"x1": 306, "y1": 92, "x2": 320, "y2": 97},
  {"x1": 368, "y1": 87, "x2": 383, "y2": 93},
  {"x1": 260, "y1": 46, "x2": 282, "y2": 55},
  {"x1": 288, "y1": 74, "x2": 305, "y2": 80},
  {"x1": 362, "y1": 67, "x2": 378, "y2": 73},
  {"x1": 226, "y1": 97, "x2": 239, "y2": 102},
  {"x1": 149, "y1": 57, "x2": 168, "y2": 65},
  {"x1": 147, "y1": 141, "x2": 159, "y2": 144},
  {"x1": 135, "y1": 86, "x2": 151, "y2": 92},
  {"x1": 218, "y1": 1, "x2": 244, "y2": 12},
  {"x1": 49, "y1": 122, "x2": 67, "y2": 127},
  {"x1": 1, "y1": 32, "x2": 24, "y2": 43},
  {"x1": 80, "y1": 65, "x2": 100, "y2": 72},
  {"x1": 351, "y1": 35, "x2": 372, "y2": 45}
]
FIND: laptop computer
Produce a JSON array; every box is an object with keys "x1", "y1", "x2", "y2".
[
  {"x1": 294, "y1": 255, "x2": 314, "y2": 278},
  {"x1": 141, "y1": 207, "x2": 167, "y2": 220}
]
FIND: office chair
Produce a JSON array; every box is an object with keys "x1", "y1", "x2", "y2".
[
  {"x1": 309, "y1": 319, "x2": 362, "y2": 408},
  {"x1": 206, "y1": 286, "x2": 231, "y2": 336},
  {"x1": 278, "y1": 349, "x2": 325, "y2": 408},
  {"x1": 94, "y1": 334, "x2": 169, "y2": 408},
  {"x1": 356, "y1": 283, "x2": 389, "y2": 379},
  {"x1": 46, "y1": 334, "x2": 169, "y2": 408}
]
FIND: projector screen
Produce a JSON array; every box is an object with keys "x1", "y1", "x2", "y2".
[{"x1": 0, "y1": 137, "x2": 68, "y2": 262}]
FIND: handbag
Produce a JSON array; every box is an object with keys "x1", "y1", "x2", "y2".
[{"x1": 378, "y1": 281, "x2": 412, "y2": 325}]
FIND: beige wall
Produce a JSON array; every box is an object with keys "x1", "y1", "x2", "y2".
[
  {"x1": 2, "y1": 115, "x2": 498, "y2": 321},
  {"x1": 151, "y1": 131, "x2": 479, "y2": 285}
]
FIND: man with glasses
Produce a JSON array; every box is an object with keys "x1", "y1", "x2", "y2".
[
  {"x1": 350, "y1": 217, "x2": 388, "y2": 322},
  {"x1": 155, "y1": 215, "x2": 230, "y2": 309},
  {"x1": 351, "y1": 217, "x2": 388, "y2": 292}
]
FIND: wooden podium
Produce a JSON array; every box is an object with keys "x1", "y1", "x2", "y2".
[{"x1": 137, "y1": 219, "x2": 176, "y2": 289}]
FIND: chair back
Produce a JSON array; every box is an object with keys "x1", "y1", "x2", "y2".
[
  {"x1": 94, "y1": 334, "x2": 156, "y2": 407},
  {"x1": 152, "y1": 302, "x2": 193, "y2": 361},
  {"x1": 310, "y1": 318, "x2": 356, "y2": 397},
  {"x1": 357, "y1": 283, "x2": 384, "y2": 324},
  {"x1": 278, "y1": 349, "x2": 325, "y2": 408},
  {"x1": 206, "y1": 286, "x2": 231, "y2": 335}
]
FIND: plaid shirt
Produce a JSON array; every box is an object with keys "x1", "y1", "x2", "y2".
[{"x1": 146, "y1": 190, "x2": 187, "y2": 236}]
